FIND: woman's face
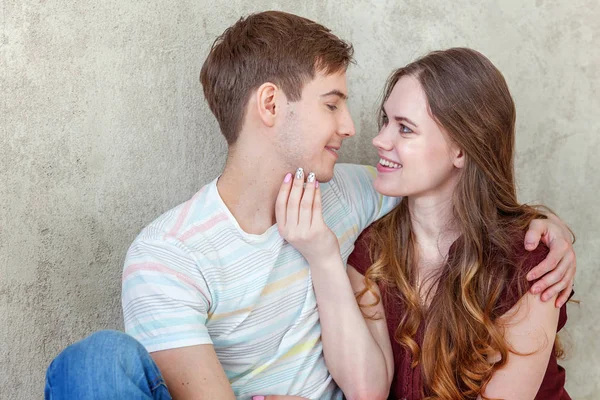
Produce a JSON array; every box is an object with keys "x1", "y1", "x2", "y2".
[{"x1": 373, "y1": 75, "x2": 463, "y2": 199}]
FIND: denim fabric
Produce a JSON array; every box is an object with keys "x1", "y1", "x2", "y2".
[{"x1": 45, "y1": 330, "x2": 172, "y2": 400}]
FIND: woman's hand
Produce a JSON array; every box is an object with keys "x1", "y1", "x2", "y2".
[
  {"x1": 252, "y1": 396, "x2": 309, "y2": 400},
  {"x1": 275, "y1": 168, "x2": 340, "y2": 264},
  {"x1": 524, "y1": 213, "x2": 576, "y2": 307}
]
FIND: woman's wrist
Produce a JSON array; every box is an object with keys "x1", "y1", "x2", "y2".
[{"x1": 306, "y1": 250, "x2": 344, "y2": 272}]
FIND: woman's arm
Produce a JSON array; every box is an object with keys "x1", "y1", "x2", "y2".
[
  {"x1": 309, "y1": 258, "x2": 394, "y2": 400},
  {"x1": 481, "y1": 291, "x2": 560, "y2": 399},
  {"x1": 347, "y1": 263, "x2": 395, "y2": 384},
  {"x1": 275, "y1": 171, "x2": 393, "y2": 400}
]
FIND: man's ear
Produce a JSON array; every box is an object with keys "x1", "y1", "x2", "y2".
[
  {"x1": 255, "y1": 82, "x2": 280, "y2": 128},
  {"x1": 453, "y1": 146, "x2": 465, "y2": 169}
]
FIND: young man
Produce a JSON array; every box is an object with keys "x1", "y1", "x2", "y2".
[{"x1": 45, "y1": 11, "x2": 576, "y2": 400}]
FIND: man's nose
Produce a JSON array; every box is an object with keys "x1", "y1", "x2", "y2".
[{"x1": 338, "y1": 109, "x2": 355, "y2": 137}]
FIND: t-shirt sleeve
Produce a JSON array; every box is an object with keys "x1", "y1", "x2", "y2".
[
  {"x1": 122, "y1": 233, "x2": 213, "y2": 353},
  {"x1": 331, "y1": 164, "x2": 400, "y2": 232},
  {"x1": 347, "y1": 228, "x2": 374, "y2": 276}
]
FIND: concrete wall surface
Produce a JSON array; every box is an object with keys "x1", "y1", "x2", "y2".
[{"x1": 2, "y1": 0, "x2": 598, "y2": 398}]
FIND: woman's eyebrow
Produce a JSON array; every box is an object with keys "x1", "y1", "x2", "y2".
[
  {"x1": 381, "y1": 106, "x2": 418, "y2": 127},
  {"x1": 393, "y1": 116, "x2": 418, "y2": 127}
]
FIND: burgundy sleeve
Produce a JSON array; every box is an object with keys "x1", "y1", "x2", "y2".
[
  {"x1": 497, "y1": 243, "x2": 572, "y2": 331},
  {"x1": 347, "y1": 228, "x2": 373, "y2": 276},
  {"x1": 496, "y1": 243, "x2": 549, "y2": 317}
]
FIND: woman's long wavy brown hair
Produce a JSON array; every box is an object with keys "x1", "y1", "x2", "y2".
[{"x1": 361, "y1": 48, "x2": 559, "y2": 399}]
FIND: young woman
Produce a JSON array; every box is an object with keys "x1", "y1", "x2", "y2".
[{"x1": 274, "y1": 48, "x2": 573, "y2": 399}]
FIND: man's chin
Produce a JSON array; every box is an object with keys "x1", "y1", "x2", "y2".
[{"x1": 315, "y1": 170, "x2": 335, "y2": 183}]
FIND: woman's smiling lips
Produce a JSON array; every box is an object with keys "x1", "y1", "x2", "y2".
[{"x1": 376, "y1": 155, "x2": 402, "y2": 173}]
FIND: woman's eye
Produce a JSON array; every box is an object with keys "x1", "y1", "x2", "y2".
[
  {"x1": 382, "y1": 115, "x2": 389, "y2": 125},
  {"x1": 327, "y1": 104, "x2": 338, "y2": 111},
  {"x1": 399, "y1": 124, "x2": 413, "y2": 134}
]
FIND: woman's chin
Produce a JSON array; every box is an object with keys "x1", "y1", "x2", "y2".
[{"x1": 374, "y1": 179, "x2": 406, "y2": 198}]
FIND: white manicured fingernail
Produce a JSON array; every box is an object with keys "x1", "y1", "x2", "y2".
[
  {"x1": 295, "y1": 168, "x2": 304, "y2": 180},
  {"x1": 307, "y1": 172, "x2": 315, "y2": 183}
]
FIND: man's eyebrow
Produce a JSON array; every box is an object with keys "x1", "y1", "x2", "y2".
[{"x1": 321, "y1": 90, "x2": 348, "y2": 100}]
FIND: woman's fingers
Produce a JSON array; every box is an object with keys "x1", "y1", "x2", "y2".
[
  {"x1": 275, "y1": 172, "x2": 293, "y2": 229},
  {"x1": 286, "y1": 168, "x2": 305, "y2": 227},
  {"x1": 298, "y1": 172, "x2": 317, "y2": 230},
  {"x1": 312, "y1": 180, "x2": 324, "y2": 227}
]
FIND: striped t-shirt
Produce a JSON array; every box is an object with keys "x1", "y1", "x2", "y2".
[{"x1": 122, "y1": 163, "x2": 399, "y2": 399}]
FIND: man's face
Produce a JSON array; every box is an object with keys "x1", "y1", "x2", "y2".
[{"x1": 275, "y1": 71, "x2": 355, "y2": 182}]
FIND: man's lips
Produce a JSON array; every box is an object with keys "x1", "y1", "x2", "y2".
[{"x1": 325, "y1": 146, "x2": 340, "y2": 158}]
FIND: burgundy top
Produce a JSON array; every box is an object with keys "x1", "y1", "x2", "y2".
[{"x1": 348, "y1": 228, "x2": 571, "y2": 400}]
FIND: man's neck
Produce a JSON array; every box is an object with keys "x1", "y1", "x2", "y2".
[{"x1": 216, "y1": 147, "x2": 289, "y2": 236}]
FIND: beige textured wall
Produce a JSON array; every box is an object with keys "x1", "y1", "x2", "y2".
[{"x1": 2, "y1": 1, "x2": 598, "y2": 398}]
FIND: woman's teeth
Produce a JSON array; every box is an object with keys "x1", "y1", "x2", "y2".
[{"x1": 379, "y1": 158, "x2": 401, "y2": 169}]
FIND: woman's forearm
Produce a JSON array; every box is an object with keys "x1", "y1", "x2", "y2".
[{"x1": 309, "y1": 254, "x2": 392, "y2": 400}]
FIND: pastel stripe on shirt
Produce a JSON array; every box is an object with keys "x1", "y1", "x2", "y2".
[{"x1": 122, "y1": 163, "x2": 399, "y2": 400}]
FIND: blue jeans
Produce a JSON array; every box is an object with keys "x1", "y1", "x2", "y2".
[{"x1": 45, "y1": 330, "x2": 172, "y2": 400}]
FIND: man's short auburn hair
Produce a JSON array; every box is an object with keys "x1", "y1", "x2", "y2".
[{"x1": 200, "y1": 11, "x2": 354, "y2": 145}]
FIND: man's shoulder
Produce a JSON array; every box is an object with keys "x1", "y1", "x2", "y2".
[
  {"x1": 326, "y1": 163, "x2": 376, "y2": 195},
  {"x1": 134, "y1": 179, "x2": 223, "y2": 245}
]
